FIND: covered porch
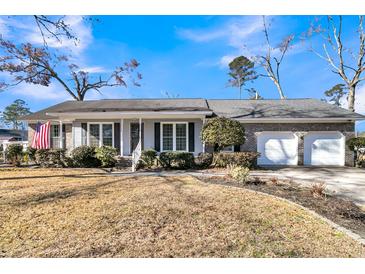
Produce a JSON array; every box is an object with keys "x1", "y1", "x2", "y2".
[{"x1": 34, "y1": 111, "x2": 210, "y2": 157}]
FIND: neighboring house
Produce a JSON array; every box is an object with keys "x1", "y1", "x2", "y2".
[
  {"x1": 21, "y1": 98, "x2": 365, "y2": 166},
  {"x1": 0, "y1": 129, "x2": 27, "y2": 145}
]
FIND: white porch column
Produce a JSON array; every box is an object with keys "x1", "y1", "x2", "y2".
[
  {"x1": 120, "y1": 118, "x2": 124, "y2": 156},
  {"x1": 139, "y1": 117, "x2": 142, "y2": 146},
  {"x1": 59, "y1": 120, "x2": 63, "y2": 149},
  {"x1": 202, "y1": 117, "x2": 206, "y2": 153}
]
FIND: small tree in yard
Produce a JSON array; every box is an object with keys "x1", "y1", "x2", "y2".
[
  {"x1": 201, "y1": 117, "x2": 245, "y2": 151},
  {"x1": 347, "y1": 137, "x2": 365, "y2": 167}
]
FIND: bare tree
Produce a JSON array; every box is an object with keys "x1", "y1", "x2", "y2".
[
  {"x1": 33, "y1": 15, "x2": 78, "y2": 47},
  {"x1": 0, "y1": 39, "x2": 141, "y2": 100},
  {"x1": 258, "y1": 16, "x2": 294, "y2": 99},
  {"x1": 306, "y1": 16, "x2": 365, "y2": 112}
]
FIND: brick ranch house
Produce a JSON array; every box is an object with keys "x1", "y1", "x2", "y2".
[{"x1": 22, "y1": 98, "x2": 365, "y2": 166}]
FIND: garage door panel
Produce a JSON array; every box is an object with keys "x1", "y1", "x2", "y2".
[
  {"x1": 258, "y1": 132, "x2": 298, "y2": 165},
  {"x1": 304, "y1": 132, "x2": 344, "y2": 166}
]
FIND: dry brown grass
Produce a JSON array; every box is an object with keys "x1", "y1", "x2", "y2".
[{"x1": 0, "y1": 168, "x2": 364, "y2": 258}]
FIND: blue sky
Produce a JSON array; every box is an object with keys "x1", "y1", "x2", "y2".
[{"x1": 0, "y1": 15, "x2": 364, "y2": 130}]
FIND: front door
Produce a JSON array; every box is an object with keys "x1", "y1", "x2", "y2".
[{"x1": 130, "y1": 122, "x2": 144, "y2": 153}]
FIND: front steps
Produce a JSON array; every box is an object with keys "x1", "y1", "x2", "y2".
[{"x1": 115, "y1": 156, "x2": 132, "y2": 170}]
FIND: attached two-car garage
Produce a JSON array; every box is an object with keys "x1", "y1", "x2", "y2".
[{"x1": 257, "y1": 131, "x2": 345, "y2": 166}]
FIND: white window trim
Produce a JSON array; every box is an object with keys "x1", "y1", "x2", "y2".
[
  {"x1": 87, "y1": 122, "x2": 114, "y2": 147},
  {"x1": 160, "y1": 122, "x2": 189, "y2": 152}
]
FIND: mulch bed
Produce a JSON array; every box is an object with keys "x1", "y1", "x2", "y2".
[{"x1": 197, "y1": 175, "x2": 365, "y2": 239}]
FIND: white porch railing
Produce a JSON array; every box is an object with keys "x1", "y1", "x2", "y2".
[
  {"x1": 131, "y1": 140, "x2": 142, "y2": 172},
  {"x1": 2, "y1": 141, "x2": 29, "y2": 163}
]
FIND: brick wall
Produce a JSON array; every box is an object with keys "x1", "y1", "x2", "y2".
[{"x1": 28, "y1": 123, "x2": 36, "y2": 144}]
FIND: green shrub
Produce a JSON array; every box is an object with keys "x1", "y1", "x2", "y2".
[
  {"x1": 212, "y1": 152, "x2": 259, "y2": 168},
  {"x1": 201, "y1": 117, "x2": 245, "y2": 151},
  {"x1": 5, "y1": 144, "x2": 23, "y2": 166},
  {"x1": 228, "y1": 165, "x2": 250, "y2": 183},
  {"x1": 35, "y1": 149, "x2": 66, "y2": 167},
  {"x1": 347, "y1": 137, "x2": 365, "y2": 167},
  {"x1": 26, "y1": 146, "x2": 37, "y2": 162},
  {"x1": 159, "y1": 152, "x2": 173, "y2": 168},
  {"x1": 70, "y1": 145, "x2": 101, "y2": 168},
  {"x1": 95, "y1": 146, "x2": 117, "y2": 167},
  {"x1": 140, "y1": 149, "x2": 157, "y2": 168},
  {"x1": 347, "y1": 137, "x2": 365, "y2": 151},
  {"x1": 195, "y1": 152, "x2": 213, "y2": 169},
  {"x1": 35, "y1": 149, "x2": 49, "y2": 166},
  {"x1": 48, "y1": 149, "x2": 66, "y2": 167},
  {"x1": 159, "y1": 151, "x2": 195, "y2": 169}
]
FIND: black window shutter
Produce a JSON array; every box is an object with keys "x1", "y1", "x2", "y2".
[
  {"x1": 62, "y1": 124, "x2": 66, "y2": 149},
  {"x1": 81, "y1": 123, "x2": 87, "y2": 145},
  {"x1": 114, "y1": 122, "x2": 121, "y2": 154},
  {"x1": 234, "y1": 145, "x2": 240, "y2": 152},
  {"x1": 154, "y1": 122, "x2": 160, "y2": 152},
  {"x1": 188, "y1": 122, "x2": 195, "y2": 152}
]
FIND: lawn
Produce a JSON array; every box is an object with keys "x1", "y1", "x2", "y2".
[{"x1": 0, "y1": 168, "x2": 364, "y2": 258}]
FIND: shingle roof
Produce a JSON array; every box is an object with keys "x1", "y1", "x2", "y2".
[
  {"x1": 21, "y1": 98, "x2": 365, "y2": 121},
  {"x1": 22, "y1": 98, "x2": 211, "y2": 120},
  {"x1": 207, "y1": 98, "x2": 365, "y2": 120}
]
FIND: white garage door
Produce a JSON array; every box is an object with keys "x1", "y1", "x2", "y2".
[
  {"x1": 257, "y1": 132, "x2": 298, "y2": 165},
  {"x1": 304, "y1": 132, "x2": 345, "y2": 166}
]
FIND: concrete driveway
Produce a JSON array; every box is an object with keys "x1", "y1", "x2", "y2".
[{"x1": 250, "y1": 167, "x2": 365, "y2": 205}]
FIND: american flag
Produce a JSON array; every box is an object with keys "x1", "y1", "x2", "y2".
[{"x1": 31, "y1": 121, "x2": 51, "y2": 149}]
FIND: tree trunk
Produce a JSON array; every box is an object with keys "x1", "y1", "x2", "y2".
[
  {"x1": 273, "y1": 79, "x2": 285, "y2": 99},
  {"x1": 348, "y1": 85, "x2": 356, "y2": 112}
]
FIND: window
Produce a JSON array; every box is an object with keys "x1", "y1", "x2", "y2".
[
  {"x1": 87, "y1": 123, "x2": 114, "y2": 147},
  {"x1": 162, "y1": 124, "x2": 173, "y2": 151},
  {"x1": 161, "y1": 122, "x2": 188, "y2": 151},
  {"x1": 102, "y1": 124, "x2": 113, "y2": 147},
  {"x1": 89, "y1": 124, "x2": 100, "y2": 147},
  {"x1": 50, "y1": 124, "x2": 60, "y2": 148},
  {"x1": 50, "y1": 124, "x2": 66, "y2": 148},
  {"x1": 176, "y1": 124, "x2": 187, "y2": 151},
  {"x1": 222, "y1": 146, "x2": 234, "y2": 152}
]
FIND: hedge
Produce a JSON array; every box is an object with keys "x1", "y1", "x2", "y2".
[
  {"x1": 159, "y1": 151, "x2": 195, "y2": 169},
  {"x1": 212, "y1": 152, "x2": 259, "y2": 168}
]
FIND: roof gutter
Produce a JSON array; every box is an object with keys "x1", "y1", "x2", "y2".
[{"x1": 233, "y1": 117, "x2": 365, "y2": 123}]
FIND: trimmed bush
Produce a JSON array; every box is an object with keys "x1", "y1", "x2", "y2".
[
  {"x1": 95, "y1": 146, "x2": 117, "y2": 167},
  {"x1": 6, "y1": 144, "x2": 23, "y2": 166},
  {"x1": 228, "y1": 165, "x2": 250, "y2": 183},
  {"x1": 212, "y1": 152, "x2": 259, "y2": 168},
  {"x1": 159, "y1": 151, "x2": 195, "y2": 169},
  {"x1": 347, "y1": 137, "x2": 365, "y2": 167},
  {"x1": 195, "y1": 152, "x2": 213, "y2": 169},
  {"x1": 140, "y1": 149, "x2": 157, "y2": 168},
  {"x1": 26, "y1": 146, "x2": 37, "y2": 162},
  {"x1": 35, "y1": 149, "x2": 66, "y2": 167},
  {"x1": 70, "y1": 146, "x2": 101, "y2": 168},
  {"x1": 347, "y1": 137, "x2": 365, "y2": 151},
  {"x1": 48, "y1": 149, "x2": 66, "y2": 167},
  {"x1": 201, "y1": 117, "x2": 245, "y2": 151}
]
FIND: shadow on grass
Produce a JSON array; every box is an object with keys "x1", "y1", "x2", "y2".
[
  {"x1": 0, "y1": 173, "x2": 107, "y2": 181},
  {"x1": 9, "y1": 178, "x2": 124, "y2": 207}
]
